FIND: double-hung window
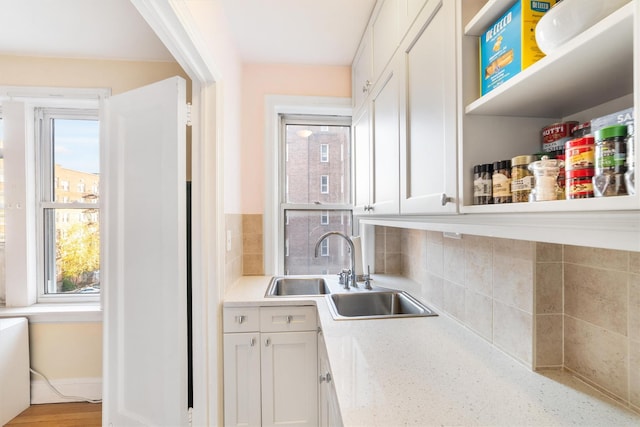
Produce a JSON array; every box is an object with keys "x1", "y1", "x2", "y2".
[
  {"x1": 38, "y1": 109, "x2": 100, "y2": 299},
  {"x1": 0, "y1": 89, "x2": 104, "y2": 306},
  {"x1": 280, "y1": 114, "x2": 352, "y2": 275}
]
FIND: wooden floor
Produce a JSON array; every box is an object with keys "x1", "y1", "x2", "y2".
[{"x1": 4, "y1": 403, "x2": 101, "y2": 427}]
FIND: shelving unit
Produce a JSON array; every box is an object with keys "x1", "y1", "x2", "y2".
[
  {"x1": 465, "y1": 3, "x2": 634, "y2": 118},
  {"x1": 458, "y1": 0, "x2": 638, "y2": 215}
]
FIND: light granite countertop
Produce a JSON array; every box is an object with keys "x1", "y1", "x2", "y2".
[{"x1": 224, "y1": 275, "x2": 640, "y2": 426}]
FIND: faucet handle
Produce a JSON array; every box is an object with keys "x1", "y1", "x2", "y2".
[
  {"x1": 363, "y1": 265, "x2": 373, "y2": 290},
  {"x1": 338, "y1": 269, "x2": 349, "y2": 285}
]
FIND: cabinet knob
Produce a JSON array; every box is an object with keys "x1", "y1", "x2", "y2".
[
  {"x1": 250, "y1": 338, "x2": 256, "y2": 347},
  {"x1": 236, "y1": 315, "x2": 245, "y2": 324},
  {"x1": 265, "y1": 338, "x2": 271, "y2": 347},
  {"x1": 364, "y1": 205, "x2": 374, "y2": 212},
  {"x1": 286, "y1": 315, "x2": 293, "y2": 324},
  {"x1": 440, "y1": 193, "x2": 454, "y2": 206}
]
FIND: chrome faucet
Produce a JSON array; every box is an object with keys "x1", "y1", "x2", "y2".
[{"x1": 314, "y1": 231, "x2": 357, "y2": 290}]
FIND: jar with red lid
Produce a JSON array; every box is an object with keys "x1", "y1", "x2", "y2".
[
  {"x1": 566, "y1": 168, "x2": 594, "y2": 199},
  {"x1": 565, "y1": 136, "x2": 595, "y2": 171}
]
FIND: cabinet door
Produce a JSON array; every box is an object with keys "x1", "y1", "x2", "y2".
[
  {"x1": 371, "y1": 63, "x2": 401, "y2": 215},
  {"x1": 399, "y1": 0, "x2": 429, "y2": 35},
  {"x1": 223, "y1": 333, "x2": 262, "y2": 427},
  {"x1": 352, "y1": 28, "x2": 373, "y2": 112},
  {"x1": 353, "y1": 107, "x2": 372, "y2": 215},
  {"x1": 372, "y1": 0, "x2": 400, "y2": 79},
  {"x1": 318, "y1": 332, "x2": 342, "y2": 427},
  {"x1": 399, "y1": 0, "x2": 457, "y2": 214},
  {"x1": 261, "y1": 331, "x2": 318, "y2": 427}
]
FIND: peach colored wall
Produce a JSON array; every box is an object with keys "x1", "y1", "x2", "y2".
[
  {"x1": 241, "y1": 63, "x2": 352, "y2": 214},
  {"x1": 0, "y1": 55, "x2": 189, "y2": 96}
]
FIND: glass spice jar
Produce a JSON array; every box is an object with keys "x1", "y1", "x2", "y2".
[
  {"x1": 492, "y1": 160, "x2": 512, "y2": 204},
  {"x1": 566, "y1": 168, "x2": 594, "y2": 199},
  {"x1": 473, "y1": 163, "x2": 493, "y2": 205},
  {"x1": 528, "y1": 156, "x2": 563, "y2": 201},
  {"x1": 510, "y1": 155, "x2": 535, "y2": 203},
  {"x1": 593, "y1": 124, "x2": 628, "y2": 197}
]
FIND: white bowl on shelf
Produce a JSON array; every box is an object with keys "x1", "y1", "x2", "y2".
[{"x1": 535, "y1": 0, "x2": 630, "y2": 55}]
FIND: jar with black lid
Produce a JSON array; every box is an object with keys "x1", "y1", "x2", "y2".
[
  {"x1": 593, "y1": 124, "x2": 628, "y2": 197},
  {"x1": 492, "y1": 160, "x2": 512, "y2": 204},
  {"x1": 473, "y1": 163, "x2": 493, "y2": 205}
]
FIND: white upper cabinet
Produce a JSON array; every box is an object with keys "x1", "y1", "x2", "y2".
[
  {"x1": 370, "y1": 61, "x2": 401, "y2": 215},
  {"x1": 352, "y1": 28, "x2": 373, "y2": 112},
  {"x1": 353, "y1": 107, "x2": 372, "y2": 215},
  {"x1": 372, "y1": 0, "x2": 401, "y2": 80},
  {"x1": 399, "y1": 0, "x2": 458, "y2": 214},
  {"x1": 399, "y1": 0, "x2": 429, "y2": 33}
]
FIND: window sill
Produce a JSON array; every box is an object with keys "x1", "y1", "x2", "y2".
[{"x1": 0, "y1": 303, "x2": 102, "y2": 323}]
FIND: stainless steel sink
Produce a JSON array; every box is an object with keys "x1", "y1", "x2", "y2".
[
  {"x1": 265, "y1": 277, "x2": 330, "y2": 297},
  {"x1": 327, "y1": 290, "x2": 437, "y2": 320}
]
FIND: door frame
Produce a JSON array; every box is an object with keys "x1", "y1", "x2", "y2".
[{"x1": 129, "y1": 1, "x2": 223, "y2": 425}]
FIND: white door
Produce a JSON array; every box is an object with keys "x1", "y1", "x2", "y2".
[{"x1": 103, "y1": 76, "x2": 188, "y2": 426}]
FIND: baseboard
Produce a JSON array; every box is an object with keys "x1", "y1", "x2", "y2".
[{"x1": 30, "y1": 377, "x2": 102, "y2": 404}]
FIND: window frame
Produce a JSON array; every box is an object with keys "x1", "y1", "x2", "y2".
[
  {"x1": 36, "y1": 108, "x2": 101, "y2": 303},
  {"x1": 278, "y1": 112, "x2": 352, "y2": 275},
  {"x1": 0, "y1": 86, "x2": 107, "y2": 307},
  {"x1": 264, "y1": 96, "x2": 352, "y2": 276}
]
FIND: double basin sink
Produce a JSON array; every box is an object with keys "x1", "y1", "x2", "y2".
[{"x1": 265, "y1": 276, "x2": 437, "y2": 320}]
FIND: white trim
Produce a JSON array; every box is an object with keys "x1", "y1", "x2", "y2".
[
  {"x1": 130, "y1": 0, "x2": 219, "y2": 84},
  {"x1": 0, "y1": 305, "x2": 101, "y2": 323},
  {"x1": 30, "y1": 377, "x2": 102, "y2": 404},
  {"x1": 264, "y1": 95, "x2": 352, "y2": 275}
]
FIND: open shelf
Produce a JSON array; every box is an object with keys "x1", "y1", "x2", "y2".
[
  {"x1": 465, "y1": 3, "x2": 634, "y2": 118},
  {"x1": 464, "y1": 0, "x2": 517, "y2": 36}
]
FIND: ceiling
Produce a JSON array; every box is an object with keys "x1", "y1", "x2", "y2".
[
  {"x1": 0, "y1": 0, "x2": 173, "y2": 61},
  {"x1": 219, "y1": 0, "x2": 376, "y2": 65},
  {"x1": 0, "y1": 0, "x2": 376, "y2": 66}
]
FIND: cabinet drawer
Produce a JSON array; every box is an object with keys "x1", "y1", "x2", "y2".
[
  {"x1": 260, "y1": 306, "x2": 317, "y2": 332},
  {"x1": 223, "y1": 307, "x2": 260, "y2": 333}
]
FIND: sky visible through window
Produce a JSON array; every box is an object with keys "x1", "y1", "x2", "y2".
[{"x1": 54, "y1": 119, "x2": 99, "y2": 174}]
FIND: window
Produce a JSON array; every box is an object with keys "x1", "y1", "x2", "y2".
[
  {"x1": 320, "y1": 175, "x2": 329, "y2": 194},
  {"x1": 1, "y1": 88, "x2": 106, "y2": 306},
  {"x1": 280, "y1": 114, "x2": 352, "y2": 275},
  {"x1": 320, "y1": 240, "x2": 329, "y2": 256},
  {"x1": 320, "y1": 144, "x2": 329, "y2": 162},
  {"x1": 0, "y1": 115, "x2": 4, "y2": 305},
  {"x1": 320, "y1": 211, "x2": 329, "y2": 225},
  {"x1": 38, "y1": 110, "x2": 100, "y2": 298}
]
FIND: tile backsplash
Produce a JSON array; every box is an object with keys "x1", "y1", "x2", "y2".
[
  {"x1": 224, "y1": 214, "x2": 265, "y2": 292},
  {"x1": 379, "y1": 226, "x2": 639, "y2": 413}
]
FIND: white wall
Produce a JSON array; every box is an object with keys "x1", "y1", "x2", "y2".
[{"x1": 185, "y1": 0, "x2": 244, "y2": 214}]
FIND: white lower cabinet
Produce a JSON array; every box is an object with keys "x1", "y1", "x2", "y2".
[
  {"x1": 318, "y1": 332, "x2": 342, "y2": 427},
  {"x1": 223, "y1": 306, "x2": 318, "y2": 427}
]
